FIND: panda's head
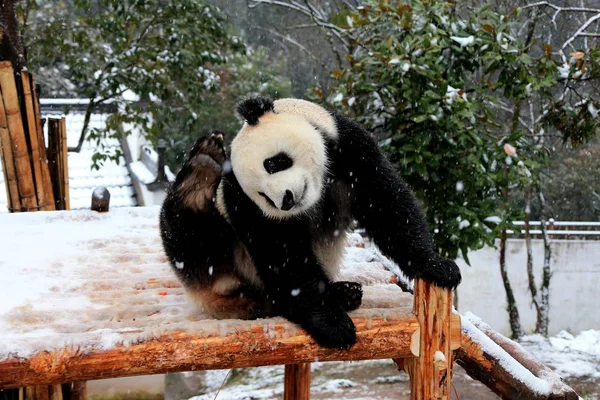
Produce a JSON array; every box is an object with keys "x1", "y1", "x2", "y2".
[{"x1": 231, "y1": 97, "x2": 338, "y2": 220}]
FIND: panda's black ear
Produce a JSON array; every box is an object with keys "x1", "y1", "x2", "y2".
[{"x1": 237, "y1": 97, "x2": 274, "y2": 126}]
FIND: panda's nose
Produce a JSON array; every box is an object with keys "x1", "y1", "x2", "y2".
[{"x1": 281, "y1": 190, "x2": 295, "y2": 211}]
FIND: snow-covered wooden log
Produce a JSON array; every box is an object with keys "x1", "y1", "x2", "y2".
[
  {"x1": 0, "y1": 310, "x2": 419, "y2": 389},
  {"x1": 456, "y1": 313, "x2": 579, "y2": 400}
]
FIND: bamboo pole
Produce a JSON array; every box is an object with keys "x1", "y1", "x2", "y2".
[
  {"x1": 0, "y1": 313, "x2": 419, "y2": 389},
  {"x1": 284, "y1": 363, "x2": 311, "y2": 400},
  {"x1": 0, "y1": 85, "x2": 20, "y2": 211},
  {"x1": 405, "y1": 280, "x2": 454, "y2": 400},
  {"x1": 59, "y1": 118, "x2": 69, "y2": 210},
  {"x1": 28, "y1": 75, "x2": 55, "y2": 211},
  {"x1": 0, "y1": 61, "x2": 37, "y2": 211},
  {"x1": 20, "y1": 72, "x2": 47, "y2": 211}
]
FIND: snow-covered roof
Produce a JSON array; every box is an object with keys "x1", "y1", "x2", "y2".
[
  {"x1": 0, "y1": 206, "x2": 408, "y2": 361},
  {"x1": 0, "y1": 107, "x2": 137, "y2": 213}
]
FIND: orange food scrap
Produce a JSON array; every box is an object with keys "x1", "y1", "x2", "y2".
[
  {"x1": 158, "y1": 291, "x2": 168, "y2": 296},
  {"x1": 148, "y1": 278, "x2": 158, "y2": 286}
]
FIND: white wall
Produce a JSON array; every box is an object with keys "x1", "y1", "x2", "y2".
[{"x1": 456, "y1": 239, "x2": 600, "y2": 336}]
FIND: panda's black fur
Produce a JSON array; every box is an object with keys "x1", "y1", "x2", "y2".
[{"x1": 160, "y1": 97, "x2": 461, "y2": 349}]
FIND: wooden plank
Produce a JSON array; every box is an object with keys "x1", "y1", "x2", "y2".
[
  {"x1": 406, "y1": 280, "x2": 453, "y2": 400},
  {"x1": 29, "y1": 76, "x2": 55, "y2": 211},
  {"x1": 0, "y1": 313, "x2": 418, "y2": 389},
  {"x1": 284, "y1": 363, "x2": 311, "y2": 400},
  {"x1": 59, "y1": 118, "x2": 69, "y2": 210},
  {"x1": 0, "y1": 85, "x2": 20, "y2": 212},
  {"x1": 0, "y1": 61, "x2": 37, "y2": 211},
  {"x1": 20, "y1": 72, "x2": 46, "y2": 211}
]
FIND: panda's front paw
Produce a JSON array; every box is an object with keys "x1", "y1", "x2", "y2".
[
  {"x1": 330, "y1": 281, "x2": 363, "y2": 312},
  {"x1": 191, "y1": 131, "x2": 227, "y2": 168},
  {"x1": 418, "y1": 258, "x2": 462, "y2": 289},
  {"x1": 302, "y1": 306, "x2": 357, "y2": 349}
]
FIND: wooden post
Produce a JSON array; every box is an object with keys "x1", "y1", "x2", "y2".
[
  {"x1": 69, "y1": 383, "x2": 86, "y2": 400},
  {"x1": 91, "y1": 186, "x2": 110, "y2": 212},
  {"x1": 405, "y1": 279, "x2": 453, "y2": 400},
  {"x1": 284, "y1": 363, "x2": 311, "y2": 400}
]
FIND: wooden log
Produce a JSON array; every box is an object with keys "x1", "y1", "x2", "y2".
[
  {"x1": 28, "y1": 75, "x2": 55, "y2": 211},
  {"x1": 0, "y1": 313, "x2": 418, "y2": 389},
  {"x1": 19, "y1": 72, "x2": 47, "y2": 211},
  {"x1": 406, "y1": 279, "x2": 453, "y2": 400},
  {"x1": 456, "y1": 315, "x2": 579, "y2": 400},
  {"x1": 284, "y1": 363, "x2": 311, "y2": 400},
  {"x1": 91, "y1": 186, "x2": 110, "y2": 212},
  {"x1": 0, "y1": 62, "x2": 37, "y2": 211},
  {"x1": 0, "y1": 85, "x2": 20, "y2": 212}
]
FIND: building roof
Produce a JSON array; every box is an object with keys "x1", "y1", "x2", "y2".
[{"x1": 0, "y1": 104, "x2": 137, "y2": 213}]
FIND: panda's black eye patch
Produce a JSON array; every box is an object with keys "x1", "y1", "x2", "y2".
[{"x1": 263, "y1": 152, "x2": 293, "y2": 174}]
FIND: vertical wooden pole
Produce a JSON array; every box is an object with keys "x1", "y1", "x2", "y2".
[
  {"x1": 0, "y1": 85, "x2": 20, "y2": 211},
  {"x1": 0, "y1": 61, "x2": 37, "y2": 211},
  {"x1": 59, "y1": 117, "x2": 69, "y2": 210},
  {"x1": 406, "y1": 279, "x2": 453, "y2": 400},
  {"x1": 47, "y1": 117, "x2": 69, "y2": 210},
  {"x1": 31, "y1": 80, "x2": 55, "y2": 210},
  {"x1": 20, "y1": 72, "x2": 47, "y2": 210},
  {"x1": 284, "y1": 363, "x2": 311, "y2": 400},
  {"x1": 69, "y1": 382, "x2": 86, "y2": 400}
]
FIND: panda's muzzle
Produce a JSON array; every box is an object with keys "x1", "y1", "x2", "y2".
[{"x1": 281, "y1": 190, "x2": 295, "y2": 211}]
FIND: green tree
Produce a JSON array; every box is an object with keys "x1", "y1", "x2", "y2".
[{"x1": 22, "y1": 0, "x2": 244, "y2": 167}]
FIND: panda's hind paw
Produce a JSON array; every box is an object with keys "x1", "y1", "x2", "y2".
[{"x1": 330, "y1": 281, "x2": 363, "y2": 312}]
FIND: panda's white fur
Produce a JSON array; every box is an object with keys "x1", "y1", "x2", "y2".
[
  {"x1": 273, "y1": 98, "x2": 338, "y2": 140},
  {"x1": 215, "y1": 100, "x2": 346, "y2": 286},
  {"x1": 230, "y1": 110, "x2": 330, "y2": 220}
]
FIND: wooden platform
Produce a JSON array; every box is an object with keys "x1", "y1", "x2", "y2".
[{"x1": 0, "y1": 206, "x2": 454, "y2": 390}]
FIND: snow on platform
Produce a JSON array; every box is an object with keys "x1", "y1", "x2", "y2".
[
  {"x1": 0, "y1": 111, "x2": 137, "y2": 213},
  {"x1": 0, "y1": 206, "x2": 409, "y2": 362}
]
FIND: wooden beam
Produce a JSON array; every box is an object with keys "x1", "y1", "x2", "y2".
[
  {"x1": 456, "y1": 316, "x2": 579, "y2": 400},
  {"x1": 0, "y1": 313, "x2": 418, "y2": 389},
  {"x1": 405, "y1": 280, "x2": 454, "y2": 400},
  {"x1": 284, "y1": 363, "x2": 311, "y2": 400}
]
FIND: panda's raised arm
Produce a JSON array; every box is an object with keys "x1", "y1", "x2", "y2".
[{"x1": 329, "y1": 114, "x2": 462, "y2": 288}]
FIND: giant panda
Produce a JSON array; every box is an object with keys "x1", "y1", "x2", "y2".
[{"x1": 159, "y1": 96, "x2": 461, "y2": 349}]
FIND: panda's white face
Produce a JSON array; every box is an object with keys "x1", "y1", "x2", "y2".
[{"x1": 230, "y1": 112, "x2": 328, "y2": 220}]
